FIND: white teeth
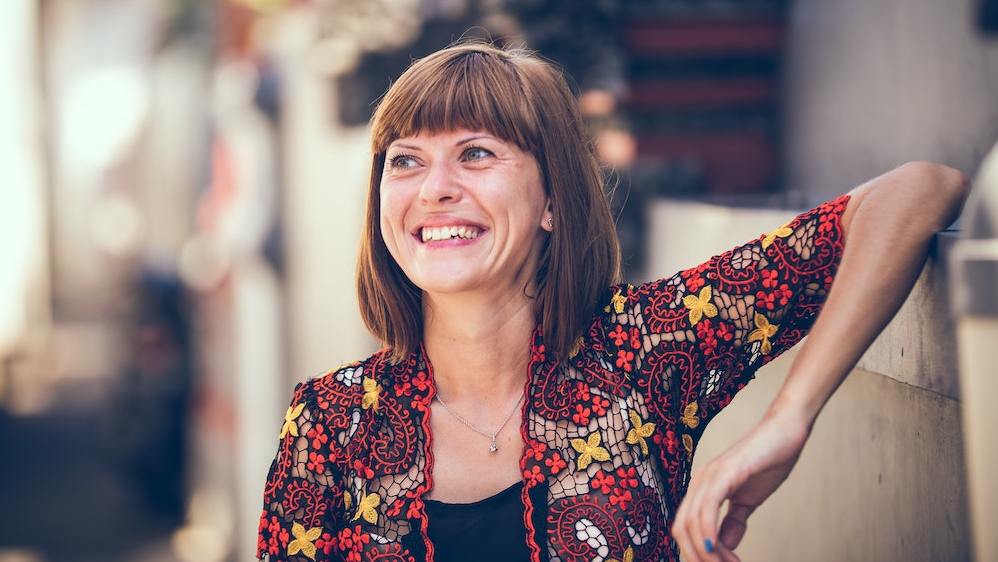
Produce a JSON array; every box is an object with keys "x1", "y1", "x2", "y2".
[{"x1": 420, "y1": 226, "x2": 480, "y2": 242}]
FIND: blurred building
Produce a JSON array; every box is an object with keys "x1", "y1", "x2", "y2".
[{"x1": 2, "y1": 1, "x2": 997, "y2": 562}]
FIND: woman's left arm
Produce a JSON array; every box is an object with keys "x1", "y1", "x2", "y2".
[{"x1": 672, "y1": 161, "x2": 971, "y2": 562}]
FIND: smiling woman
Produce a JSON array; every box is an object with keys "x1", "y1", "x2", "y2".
[
  {"x1": 360, "y1": 44, "x2": 621, "y2": 365},
  {"x1": 255, "y1": 41, "x2": 970, "y2": 562}
]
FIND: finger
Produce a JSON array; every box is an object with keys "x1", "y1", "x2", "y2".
[
  {"x1": 676, "y1": 468, "x2": 726, "y2": 561},
  {"x1": 673, "y1": 487, "x2": 711, "y2": 562},
  {"x1": 718, "y1": 503, "x2": 754, "y2": 551}
]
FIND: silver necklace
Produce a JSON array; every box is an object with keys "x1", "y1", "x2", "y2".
[{"x1": 434, "y1": 390, "x2": 524, "y2": 452}]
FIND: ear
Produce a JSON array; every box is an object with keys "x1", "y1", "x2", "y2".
[{"x1": 541, "y1": 200, "x2": 554, "y2": 232}]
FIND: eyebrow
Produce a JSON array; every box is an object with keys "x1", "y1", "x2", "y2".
[{"x1": 388, "y1": 134, "x2": 495, "y2": 152}]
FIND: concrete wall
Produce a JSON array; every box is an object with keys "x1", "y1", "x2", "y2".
[{"x1": 782, "y1": 0, "x2": 998, "y2": 206}]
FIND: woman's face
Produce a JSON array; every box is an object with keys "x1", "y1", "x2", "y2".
[{"x1": 380, "y1": 129, "x2": 552, "y2": 300}]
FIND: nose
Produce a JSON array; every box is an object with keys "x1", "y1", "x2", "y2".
[{"x1": 418, "y1": 161, "x2": 462, "y2": 204}]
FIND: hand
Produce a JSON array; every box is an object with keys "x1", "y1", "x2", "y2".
[{"x1": 672, "y1": 408, "x2": 811, "y2": 561}]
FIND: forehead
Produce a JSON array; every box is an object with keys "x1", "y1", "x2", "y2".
[{"x1": 372, "y1": 51, "x2": 539, "y2": 154}]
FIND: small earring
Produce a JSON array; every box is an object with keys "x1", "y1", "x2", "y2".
[{"x1": 547, "y1": 217, "x2": 554, "y2": 228}]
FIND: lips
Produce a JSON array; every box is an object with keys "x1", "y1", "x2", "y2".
[{"x1": 420, "y1": 225, "x2": 482, "y2": 243}]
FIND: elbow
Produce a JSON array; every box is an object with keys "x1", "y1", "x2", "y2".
[{"x1": 897, "y1": 161, "x2": 971, "y2": 228}]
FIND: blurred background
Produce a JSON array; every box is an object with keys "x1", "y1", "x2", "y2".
[{"x1": 1, "y1": 1, "x2": 997, "y2": 561}]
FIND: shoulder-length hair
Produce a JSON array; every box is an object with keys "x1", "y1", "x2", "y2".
[{"x1": 357, "y1": 41, "x2": 621, "y2": 363}]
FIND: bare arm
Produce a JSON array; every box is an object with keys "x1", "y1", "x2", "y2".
[{"x1": 672, "y1": 161, "x2": 971, "y2": 562}]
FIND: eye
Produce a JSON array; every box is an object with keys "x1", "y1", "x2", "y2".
[
  {"x1": 463, "y1": 146, "x2": 493, "y2": 162},
  {"x1": 388, "y1": 153, "x2": 417, "y2": 170}
]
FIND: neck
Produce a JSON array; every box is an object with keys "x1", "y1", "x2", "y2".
[{"x1": 422, "y1": 291, "x2": 536, "y2": 401}]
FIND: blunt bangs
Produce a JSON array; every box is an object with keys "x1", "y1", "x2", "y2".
[{"x1": 371, "y1": 46, "x2": 543, "y2": 157}]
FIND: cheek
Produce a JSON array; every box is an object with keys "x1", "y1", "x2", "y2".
[{"x1": 379, "y1": 190, "x2": 406, "y2": 254}]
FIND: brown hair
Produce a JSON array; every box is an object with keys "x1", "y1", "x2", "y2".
[{"x1": 357, "y1": 42, "x2": 621, "y2": 363}]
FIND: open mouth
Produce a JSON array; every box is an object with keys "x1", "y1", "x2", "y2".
[{"x1": 420, "y1": 225, "x2": 482, "y2": 243}]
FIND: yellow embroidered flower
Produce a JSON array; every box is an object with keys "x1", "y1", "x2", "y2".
[
  {"x1": 682, "y1": 286, "x2": 718, "y2": 325},
  {"x1": 280, "y1": 403, "x2": 306, "y2": 439},
  {"x1": 361, "y1": 377, "x2": 380, "y2": 411},
  {"x1": 287, "y1": 522, "x2": 323, "y2": 560},
  {"x1": 626, "y1": 410, "x2": 655, "y2": 456},
  {"x1": 605, "y1": 288, "x2": 628, "y2": 314},
  {"x1": 608, "y1": 546, "x2": 634, "y2": 562},
  {"x1": 762, "y1": 223, "x2": 794, "y2": 250},
  {"x1": 344, "y1": 490, "x2": 353, "y2": 511},
  {"x1": 569, "y1": 337, "x2": 584, "y2": 359},
  {"x1": 682, "y1": 433, "x2": 694, "y2": 458},
  {"x1": 747, "y1": 312, "x2": 779, "y2": 355},
  {"x1": 679, "y1": 401, "x2": 700, "y2": 429},
  {"x1": 352, "y1": 492, "x2": 381, "y2": 524},
  {"x1": 571, "y1": 431, "x2": 611, "y2": 471}
]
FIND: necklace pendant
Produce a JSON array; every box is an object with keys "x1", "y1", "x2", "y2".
[{"x1": 490, "y1": 436, "x2": 499, "y2": 452}]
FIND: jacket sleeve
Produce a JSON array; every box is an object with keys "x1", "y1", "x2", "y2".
[
  {"x1": 604, "y1": 195, "x2": 850, "y2": 442},
  {"x1": 257, "y1": 379, "x2": 346, "y2": 562}
]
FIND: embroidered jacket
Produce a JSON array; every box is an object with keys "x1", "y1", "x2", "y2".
[{"x1": 257, "y1": 195, "x2": 850, "y2": 562}]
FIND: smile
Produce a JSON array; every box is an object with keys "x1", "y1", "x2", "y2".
[{"x1": 420, "y1": 225, "x2": 482, "y2": 243}]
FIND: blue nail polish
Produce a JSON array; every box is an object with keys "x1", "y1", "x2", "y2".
[{"x1": 705, "y1": 538, "x2": 714, "y2": 553}]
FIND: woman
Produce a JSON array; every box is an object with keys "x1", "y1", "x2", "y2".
[{"x1": 256, "y1": 42, "x2": 968, "y2": 562}]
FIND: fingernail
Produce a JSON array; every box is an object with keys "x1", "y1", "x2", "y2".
[{"x1": 705, "y1": 538, "x2": 714, "y2": 553}]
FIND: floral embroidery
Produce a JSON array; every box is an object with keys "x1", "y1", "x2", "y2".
[
  {"x1": 682, "y1": 433, "x2": 695, "y2": 458},
  {"x1": 682, "y1": 286, "x2": 718, "y2": 325},
  {"x1": 352, "y1": 492, "x2": 380, "y2": 524},
  {"x1": 571, "y1": 431, "x2": 611, "y2": 470},
  {"x1": 747, "y1": 313, "x2": 779, "y2": 355},
  {"x1": 616, "y1": 349, "x2": 635, "y2": 372},
  {"x1": 625, "y1": 410, "x2": 655, "y2": 456},
  {"x1": 361, "y1": 377, "x2": 380, "y2": 411},
  {"x1": 288, "y1": 522, "x2": 323, "y2": 560},
  {"x1": 606, "y1": 288, "x2": 628, "y2": 314},
  {"x1": 679, "y1": 401, "x2": 700, "y2": 429},
  {"x1": 761, "y1": 222, "x2": 793, "y2": 249},
  {"x1": 280, "y1": 403, "x2": 305, "y2": 438}
]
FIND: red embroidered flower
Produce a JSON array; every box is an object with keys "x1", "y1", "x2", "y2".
[
  {"x1": 761, "y1": 269, "x2": 779, "y2": 289},
  {"x1": 629, "y1": 327, "x2": 642, "y2": 350},
  {"x1": 307, "y1": 451, "x2": 327, "y2": 472},
  {"x1": 315, "y1": 531, "x2": 335, "y2": 556},
  {"x1": 337, "y1": 526, "x2": 371, "y2": 562},
  {"x1": 610, "y1": 325, "x2": 628, "y2": 346},
  {"x1": 610, "y1": 488, "x2": 633, "y2": 510},
  {"x1": 573, "y1": 381, "x2": 592, "y2": 401},
  {"x1": 591, "y1": 396, "x2": 610, "y2": 417},
  {"x1": 755, "y1": 290, "x2": 776, "y2": 310},
  {"x1": 526, "y1": 441, "x2": 548, "y2": 461},
  {"x1": 394, "y1": 380, "x2": 413, "y2": 398},
  {"x1": 572, "y1": 404, "x2": 592, "y2": 425},
  {"x1": 591, "y1": 469, "x2": 616, "y2": 494},
  {"x1": 545, "y1": 452, "x2": 567, "y2": 474},
  {"x1": 523, "y1": 465, "x2": 545, "y2": 484},
  {"x1": 412, "y1": 370, "x2": 431, "y2": 392},
  {"x1": 615, "y1": 467, "x2": 638, "y2": 489},
  {"x1": 715, "y1": 322, "x2": 733, "y2": 342},
  {"x1": 616, "y1": 349, "x2": 634, "y2": 371},
  {"x1": 696, "y1": 320, "x2": 718, "y2": 355},
  {"x1": 307, "y1": 424, "x2": 329, "y2": 450},
  {"x1": 818, "y1": 212, "x2": 835, "y2": 233},
  {"x1": 658, "y1": 430, "x2": 679, "y2": 455}
]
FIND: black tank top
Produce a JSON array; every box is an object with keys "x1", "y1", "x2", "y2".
[{"x1": 424, "y1": 481, "x2": 532, "y2": 562}]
